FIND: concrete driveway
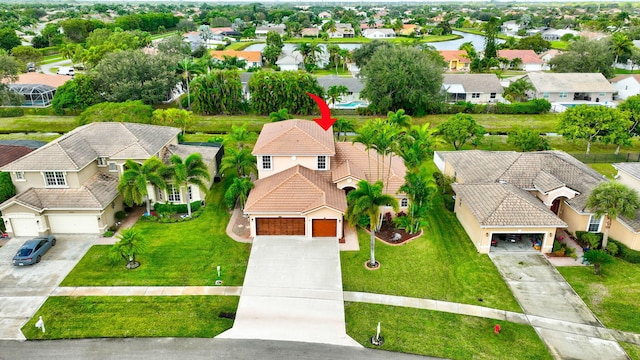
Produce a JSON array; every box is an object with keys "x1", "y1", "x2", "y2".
[
  {"x1": 218, "y1": 236, "x2": 360, "y2": 347},
  {"x1": 490, "y1": 253, "x2": 628, "y2": 360},
  {"x1": 0, "y1": 235, "x2": 94, "y2": 340}
]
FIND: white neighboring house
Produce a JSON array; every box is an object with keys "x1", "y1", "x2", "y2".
[
  {"x1": 442, "y1": 74, "x2": 504, "y2": 104},
  {"x1": 328, "y1": 23, "x2": 355, "y2": 38},
  {"x1": 500, "y1": 20, "x2": 520, "y2": 35},
  {"x1": 542, "y1": 29, "x2": 579, "y2": 41},
  {"x1": 256, "y1": 25, "x2": 286, "y2": 38},
  {"x1": 362, "y1": 28, "x2": 395, "y2": 39},
  {"x1": 523, "y1": 72, "x2": 615, "y2": 103},
  {"x1": 316, "y1": 75, "x2": 365, "y2": 106},
  {"x1": 276, "y1": 51, "x2": 304, "y2": 71},
  {"x1": 610, "y1": 75, "x2": 640, "y2": 100}
]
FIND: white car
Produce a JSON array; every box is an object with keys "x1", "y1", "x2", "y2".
[{"x1": 57, "y1": 67, "x2": 74, "y2": 76}]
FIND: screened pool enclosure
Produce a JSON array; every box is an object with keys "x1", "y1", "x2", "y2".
[{"x1": 8, "y1": 83, "x2": 56, "y2": 107}]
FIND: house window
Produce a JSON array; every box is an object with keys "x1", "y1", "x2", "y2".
[
  {"x1": 97, "y1": 157, "x2": 107, "y2": 166},
  {"x1": 559, "y1": 92, "x2": 568, "y2": 98},
  {"x1": 543, "y1": 92, "x2": 549, "y2": 99},
  {"x1": 317, "y1": 156, "x2": 327, "y2": 170},
  {"x1": 188, "y1": 186, "x2": 193, "y2": 200},
  {"x1": 43, "y1": 171, "x2": 66, "y2": 187},
  {"x1": 167, "y1": 185, "x2": 181, "y2": 202},
  {"x1": 108, "y1": 162, "x2": 117, "y2": 172},
  {"x1": 587, "y1": 215, "x2": 602, "y2": 232},
  {"x1": 262, "y1": 156, "x2": 272, "y2": 170},
  {"x1": 599, "y1": 92, "x2": 606, "y2": 96},
  {"x1": 157, "y1": 188, "x2": 163, "y2": 201},
  {"x1": 401, "y1": 198, "x2": 409, "y2": 207},
  {"x1": 490, "y1": 93, "x2": 497, "y2": 99},
  {"x1": 14, "y1": 171, "x2": 25, "y2": 181},
  {"x1": 471, "y1": 93, "x2": 480, "y2": 99}
]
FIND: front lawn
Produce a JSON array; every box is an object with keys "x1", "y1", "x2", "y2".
[
  {"x1": 557, "y1": 259, "x2": 640, "y2": 333},
  {"x1": 621, "y1": 343, "x2": 640, "y2": 360},
  {"x1": 61, "y1": 179, "x2": 251, "y2": 286},
  {"x1": 341, "y1": 166, "x2": 521, "y2": 313},
  {"x1": 22, "y1": 296, "x2": 238, "y2": 339},
  {"x1": 345, "y1": 303, "x2": 551, "y2": 360}
]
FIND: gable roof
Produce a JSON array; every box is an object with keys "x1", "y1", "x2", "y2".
[
  {"x1": 316, "y1": 75, "x2": 365, "y2": 93},
  {"x1": 0, "y1": 145, "x2": 33, "y2": 167},
  {"x1": 610, "y1": 74, "x2": 640, "y2": 84},
  {"x1": 442, "y1": 74, "x2": 503, "y2": 94},
  {"x1": 452, "y1": 183, "x2": 567, "y2": 227},
  {"x1": 244, "y1": 165, "x2": 347, "y2": 214},
  {"x1": 438, "y1": 50, "x2": 472, "y2": 63},
  {"x1": 497, "y1": 50, "x2": 544, "y2": 64},
  {"x1": 210, "y1": 50, "x2": 262, "y2": 63},
  {"x1": 524, "y1": 72, "x2": 615, "y2": 93},
  {"x1": 2, "y1": 72, "x2": 71, "y2": 88},
  {"x1": 2, "y1": 123, "x2": 180, "y2": 172},
  {"x1": 252, "y1": 119, "x2": 335, "y2": 156}
]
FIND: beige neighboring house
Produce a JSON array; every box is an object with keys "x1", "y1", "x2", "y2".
[
  {"x1": 328, "y1": 23, "x2": 355, "y2": 38},
  {"x1": 523, "y1": 72, "x2": 616, "y2": 103},
  {"x1": 442, "y1": 74, "x2": 504, "y2": 104},
  {"x1": 434, "y1": 150, "x2": 640, "y2": 254},
  {"x1": 0, "y1": 123, "x2": 220, "y2": 237},
  {"x1": 245, "y1": 119, "x2": 407, "y2": 241}
]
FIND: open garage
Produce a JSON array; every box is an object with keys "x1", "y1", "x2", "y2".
[
  {"x1": 490, "y1": 233, "x2": 545, "y2": 252},
  {"x1": 256, "y1": 218, "x2": 305, "y2": 236}
]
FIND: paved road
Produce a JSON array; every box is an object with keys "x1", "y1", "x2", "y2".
[
  {"x1": 490, "y1": 253, "x2": 628, "y2": 360},
  {"x1": 0, "y1": 338, "x2": 440, "y2": 360}
]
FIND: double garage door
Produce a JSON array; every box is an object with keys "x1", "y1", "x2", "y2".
[
  {"x1": 48, "y1": 214, "x2": 99, "y2": 234},
  {"x1": 255, "y1": 218, "x2": 337, "y2": 237}
]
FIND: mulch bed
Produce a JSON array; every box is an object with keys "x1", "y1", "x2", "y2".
[{"x1": 373, "y1": 222, "x2": 422, "y2": 245}]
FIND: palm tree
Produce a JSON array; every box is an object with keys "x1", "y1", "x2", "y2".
[
  {"x1": 333, "y1": 118, "x2": 355, "y2": 141},
  {"x1": 224, "y1": 176, "x2": 254, "y2": 210},
  {"x1": 224, "y1": 123, "x2": 257, "y2": 151},
  {"x1": 504, "y1": 78, "x2": 535, "y2": 103},
  {"x1": 582, "y1": 250, "x2": 614, "y2": 275},
  {"x1": 220, "y1": 147, "x2": 257, "y2": 178},
  {"x1": 327, "y1": 44, "x2": 341, "y2": 73},
  {"x1": 611, "y1": 32, "x2": 633, "y2": 66},
  {"x1": 354, "y1": 122, "x2": 377, "y2": 177},
  {"x1": 168, "y1": 153, "x2": 211, "y2": 218},
  {"x1": 117, "y1": 157, "x2": 166, "y2": 216},
  {"x1": 345, "y1": 180, "x2": 399, "y2": 268},
  {"x1": 387, "y1": 109, "x2": 412, "y2": 129},
  {"x1": 59, "y1": 43, "x2": 76, "y2": 60},
  {"x1": 294, "y1": 42, "x2": 312, "y2": 65},
  {"x1": 586, "y1": 182, "x2": 640, "y2": 249},
  {"x1": 110, "y1": 228, "x2": 148, "y2": 269},
  {"x1": 308, "y1": 41, "x2": 324, "y2": 68},
  {"x1": 338, "y1": 48, "x2": 351, "y2": 71},
  {"x1": 269, "y1": 108, "x2": 292, "y2": 122},
  {"x1": 327, "y1": 85, "x2": 349, "y2": 108},
  {"x1": 176, "y1": 57, "x2": 200, "y2": 110}
]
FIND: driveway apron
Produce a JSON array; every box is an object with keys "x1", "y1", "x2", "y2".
[
  {"x1": 218, "y1": 236, "x2": 360, "y2": 347},
  {"x1": 489, "y1": 253, "x2": 628, "y2": 360},
  {"x1": 0, "y1": 235, "x2": 94, "y2": 340}
]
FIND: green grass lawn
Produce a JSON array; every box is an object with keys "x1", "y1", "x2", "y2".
[
  {"x1": 226, "y1": 41, "x2": 260, "y2": 50},
  {"x1": 345, "y1": 303, "x2": 551, "y2": 360},
  {"x1": 341, "y1": 167, "x2": 521, "y2": 312},
  {"x1": 588, "y1": 163, "x2": 617, "y2": 179},
  {"x1": 22, "y1": 296, "x2": 238, "y2": 340},
  {"x1": 622, "y1": 342, "x2": 640, "y2": 360},
  {"x1": 0, "y1": 115, "x2": 77, "y2": 133},
  {"x1": 557, "y1": 259, "x2": 640, "y2": 333},
  {"x1": 60, "y1": 179, "x2": 251, "y2": 286}
]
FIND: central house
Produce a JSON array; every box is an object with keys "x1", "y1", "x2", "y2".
[{"x1": 244, "y1": 119, "x2": 407, "y2": 241}]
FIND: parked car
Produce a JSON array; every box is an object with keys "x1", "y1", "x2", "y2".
[
  {"x1": 12, "y1": 235, "x2": 56, "y2": 266},
  {"x1": 26, "y1": 62, "x2": 35, "y2": 72},
  {"x1": 56, "y1": 66, "x2": 74, "y2": 76}
]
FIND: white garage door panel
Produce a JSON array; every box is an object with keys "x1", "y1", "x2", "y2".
[
  {"x1": 10, "y1": 218, "x2": 39, "y2": 237},
  {"x1": 48, "y1": 215, "x2": 99, "y2": 234}
]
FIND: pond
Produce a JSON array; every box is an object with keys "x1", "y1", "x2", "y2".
[{"x1": 242, "y1": 31, "x2": 503, "y2": 52}]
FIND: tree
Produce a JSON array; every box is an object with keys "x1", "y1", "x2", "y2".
[
  {"x1": 109, "y1": 228, "x2": 148, "y2": 269},
  {"x1": 586, "y1": 182, "x2": 640, "y2": 249},
  {"x1": 51, "y1": 74, "x2": 101, "y2": 114},
  {"x1": 0, "y1": 51, "x2": 24, "y2": 106},
  {"x1": 248, "y1": 71, "x2": 324, "y2": 115},
  {"x1": 224, "y1": 123, "x2": 257, "y2": 151},
  {"x1": 387, "y1": 109, "x2": 412, "y2": 129},
  {"x1": 438, "y1": 114, "x2": 486, "y2": 150},
  {"x1": 345, "y1": 180, "x2": 399, "y2": 268},
  {"x1": 117, "y1": 157, "x2": 167, "y2": 216},
  {"x1": 516, "y1": 34, "x2": 551, "y2": 53},
  {"x1": 399, "y1": 123, "x2": 439, "y2": 170},
  {"x1": 582, "y1": 250, "x2": 614, "y2": 275},
  {"x1": 263, "y1": 31, "x2": 284, "y2": 66},
  {"x1": 352, "y1": 40, "x2": 393, "y2": 69},
  {"x1": 152, "y1": 108, "x2": 192, "y2": 135},
  {"x1": 507, "y1": 127, "x2": 550, "y2": 152},
  {"x1": 10, "y1": 45, "x2": 42, "y2": 66},
  {"x1": 360, "y1": 45, "x2": 444, "y2": 115},
  {"x1": 176, "y1": 57, "x2": 197, "y2": 110},
  {"x1": 503, "y1": 78, "x2": 534, "y2": 103},
  {"x1": 558, "y1": 105, "x2": 631, "y2": 154},
  {"x1": 168, "y1": 153, "x2": 211, "y2": 218},
  {"x1": 0, "y1": 172, "x2": 16, "y2": 204},
  {"x1": 333, "y1": 118, "x2": 355, "y2": 142},
  {"x1": 618, "y1": 95, "x2": 640, "y2": 137},
  {"x1": 191, "y1": 70, "x2": 244, "y2": 115},
  {"x1": 269, "y1": 108, "x2": 292, "y2": 122},
  {"x1": 327, "y1": 85, "x2": 349, "y2": 107},
  {"x1": 224, "y1": 176, "x2": 254, "y2": 210},
  {"x1": 398, "y1": 169, "x2": 435, "y2": 234},
  {"x1": 610, "y1": 32, "x2": 633, "y2": 66},
  {"x1": 158, "y1": 35, "x2": 192, "y2": 56},
  {"x1": 483, "y1": 17, "x2": 500, "y2": 60},
  {"x1": 94, "y1": 50, "x2": 181, "y2": 105},
  {"x1": 220, "y1": 147, "x2": 257, "y2": 178},
  {"x1": 548, "y1": 38, "x2": 615, "y2": 78},
  {"x1": 39, "y1": 23, "x2": 63, "y2": 47},
  {"x1": 0, "y1": 28, "x2": 21, "y2": 52}
]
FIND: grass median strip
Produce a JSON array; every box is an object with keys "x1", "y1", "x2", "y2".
[
  {"x1": 345, "y1": 302, "x2": 552, "y2": 360},
  {"x1": 22, "y1": 296, "x2": 238, "y2": 339}
]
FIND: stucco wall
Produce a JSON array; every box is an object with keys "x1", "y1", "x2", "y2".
[
  {"x1": 560, "y1": 202, "x2": 591, "y2": 235},
  {"x1": 609, "y1": 219, "x2": 640, "y2": 251},
  {"x1": 616, "y1": 171, "x2": 640, "y2": 192},
  {"x1": 257, "y1": 155, "x2": 330, "y2": 179},
  {"x1": 454, "y1": 195, "x2": 485, "y2": 252}
]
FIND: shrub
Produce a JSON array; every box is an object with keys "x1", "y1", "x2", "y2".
[
  {"x1": 108, "y1": 225, "x2": 118, "y2": 232},
  {"x1": 605, "y1": 241, "x2": 619, "y2": 256},
  {"x1": 552, "y1": 240, "x2": 562, "y2": 252},
  {"x1": 115, "y1": 211, "x2": 127, "y2": 221},
  {"x1": 153, "y1": 201, "x2": 202, "y2": 214},
  {"x1": 582, "y1": 232, "x2": 602, "y2": 249},
  {"x1": 103, "y1": 231, "x2": 114, "y2": 237},
  {"x1": 610, "y1": 239, "x2": 640, "y2": 264},
  {"x1": 0, "y1": 108, "x2": 24, "y2": 117}
]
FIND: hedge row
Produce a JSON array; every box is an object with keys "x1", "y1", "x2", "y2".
[
  {"x1": 574, "y1": 231, "x2": 640, "y2": 264},
  {"x1": 356, "y1": 99, "x2": 552, "y2": 116},
  {"x1": 0, "y1": 108, "x2": 24, "y2": 117},
  {"x1": 153, "y1": 201, "x2": 203, "y2": 214}
]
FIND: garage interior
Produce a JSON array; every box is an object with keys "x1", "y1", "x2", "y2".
[{"x1": 490, "y1": 233, "x2": 544, "y2": 252}]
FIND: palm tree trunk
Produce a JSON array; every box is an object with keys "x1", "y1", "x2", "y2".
[
  {"x1": 602, "y1": 217, "x2": 611, "y2": 249},
  {"x1": 615, "y1": 144, "x2": 621, "y2": 155},
  {"x1": 186, "y1": 186, "x2": 192, "y2": 218},
  {"x1": 594, "y1": 262, "x2": 601, "y2": 275},
  {"x1": 186, "y1": 70, "x2": 191, "y2": 110},
  {"x1": 369, "y1": 227, "x2": 376, "y2": 267},
  {"x1": 145, "y1": 197, "x2": 151, "y2": 216}
]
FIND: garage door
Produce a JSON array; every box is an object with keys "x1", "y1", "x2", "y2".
[
  {"x1": 48, "y1": 214, "x2": 99, "y2": 234},
  {"x1": 10, "y1": 217, "x2": 39, "y2": 237},
  {"x1": 256, "y1": 218, "x2": 305, "y2": 236},
  {"x1": 312, "y1": 219, "x2": 337, "y2": 237}
]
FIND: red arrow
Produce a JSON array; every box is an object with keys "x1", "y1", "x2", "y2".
[{"x1": 306, "y1": 92, "x2": 337, "y2": 131}]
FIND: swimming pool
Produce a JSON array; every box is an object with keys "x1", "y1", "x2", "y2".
[{"x1": 334, "y1": 101, "x2": 369, "y2": 109}]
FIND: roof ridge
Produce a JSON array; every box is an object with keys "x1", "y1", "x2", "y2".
[{"x1": 481, "y1": 185, "x2": 511, "y2": 223}]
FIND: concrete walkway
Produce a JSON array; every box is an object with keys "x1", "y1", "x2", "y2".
[
  {"x1": 218, "y1": 236, "x2": 360, "y2": 347},
  {"x1": 490, "y1": 252, "x2": 629, "y2": 360}
]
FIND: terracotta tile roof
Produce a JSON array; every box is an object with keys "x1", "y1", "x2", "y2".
[
  {"x1": 610, "y1": 74, "x2": 640, "y2": 84},
  {"x1": 161, "y1": 144, "x2": 220, "y2": 166},
  {"x1": 7, "y1": 172, "x2": 118, "y2": 211},
  {"x1": 245, "y1": 165, "x2": 347, "y2": 214},
  {"x1": 252, "y1": 119, "x2": 335, "y2": 156},
  {"x1": 2, "y1": 72, "x2": 71, "y2": 88},
  {"x1": 452, "y1": 183, "x2": 567, "y2": 227},
  {"x1": 497, "y1": 50, "x2": 544, "y2": 64},
  {"x1": 209, "y1": 50, "x2": 262, "y2": 63},
  {"x1": 0, "y1": 145, "x2": 33, "y2": 167},
  {"x1": 2, "y1": 123, "x2": 180, "y2": 172},
  {"x1": 438, "y1": 50, "x2": 472, "y2": 63}
]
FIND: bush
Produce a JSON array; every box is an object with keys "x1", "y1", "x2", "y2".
[
  {"x1": 153, "y1": 201, "x2": 202, "y2": 214},
  {"x1": 610, "y1": 239, "x2": 640, "y2": 264},
  {"x1": 0, "y1": 108, "x2": 24, "y2": 117},
  {"x1": 115, "y1": 211, "x2": 127, "y2": 221},
  {"x1": 108, "y1": 225, "x2": 118, "y2": 232},
  {"x1": 605, "y1": 241, "x2": 619, "y2": 256},
  {"x1": 582, "y1": 232, "x2": 602, "y2": 249},
  {"x1": 443, "y1": 195, "x2": 455, "y2": 212},
  {"x1": 103, "y1": 231, "x2": 114, "y2": 237}
]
